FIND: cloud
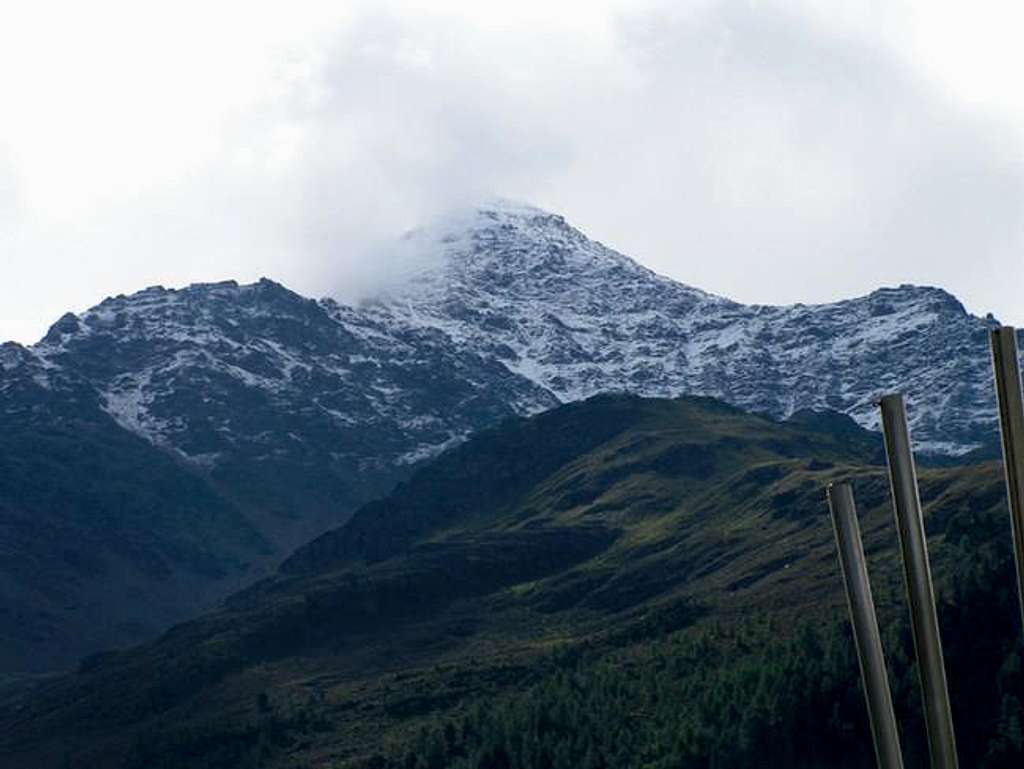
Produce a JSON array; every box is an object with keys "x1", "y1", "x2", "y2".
[
  {"x1": 536, "y1": 1, "x2": 1024, "y2": 317},
  {"x1": 2, "y1": 0, "x2": 1023, "y2": 344}
]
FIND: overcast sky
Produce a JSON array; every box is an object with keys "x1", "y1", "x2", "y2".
[{"x1": 2, "y1": 0, "x2": 1023, "y2": 344}]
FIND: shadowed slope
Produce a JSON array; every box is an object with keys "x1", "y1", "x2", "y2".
[{"x1": 0, "y1": 395, "x2": 1009, "y2": 769}]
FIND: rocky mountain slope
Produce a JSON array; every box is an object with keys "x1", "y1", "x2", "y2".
[
  {"x1": 373, "y1": 201, "x2": 1009, "y2": 455},
  {"x1": 10, "y1": 201, "x2": 1011, "y2": 464},
  {"x1": 0, "y1": 200, "x2": 1014, "y2": 673},
  {"x1": 0, "y1": 396, "x2": 1016, "y2": 769}
]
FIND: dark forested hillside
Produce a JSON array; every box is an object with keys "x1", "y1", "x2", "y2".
[
  {"x1": 379, "y1": 525, "x2": 1023, "y2": 769},
  {"x1": 0, "y1": 395, "x2": 1019, "y2": 768}
]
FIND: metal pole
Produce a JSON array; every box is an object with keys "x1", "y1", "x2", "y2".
[
  {"x1": 827, "y1": 481, "x2": 905, "y2": 769},
  {"x1": 990, "y1": 327, "x2": 1024, "y2": 632},
  {"x1": 879, "y1": 394, "x2": 959, "y2": 769}
]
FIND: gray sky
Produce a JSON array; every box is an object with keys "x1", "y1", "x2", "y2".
[{"x1": 2, "y1": 0, "x2": 1023, "y2": 344}]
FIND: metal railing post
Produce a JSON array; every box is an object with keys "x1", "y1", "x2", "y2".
[
  {"x1": 827, "y1": 481, "x2": 905, "y2": 769},
  {"x1": 879, "y1": 394, "x2": 959, "y2": 769},
  {"x1": 990, "y1": 326, "x2": 1024, "y2": 632}
]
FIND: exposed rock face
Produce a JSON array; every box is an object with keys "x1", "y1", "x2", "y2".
[{"x1": 370, "y1": 201, "x2": 1005, "y2": 455}]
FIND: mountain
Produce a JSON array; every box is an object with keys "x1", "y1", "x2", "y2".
[
  {"x1": 0, "y1": 200, "x2": 1014, "y2": 672},
  {"x1": 0, "y1": 278, "x2": 552, "y2": 672},
  {"x1": 0, "y1": 396, "x2": 1017, "y2": 769},
  {"x1": 0, "y1": 343, "x2": 269, "y2": 673}
]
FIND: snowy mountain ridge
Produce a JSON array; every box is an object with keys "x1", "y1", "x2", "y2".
[
  {"x1": 368, "y1": 201, "x2": 1003, "y2": 454},
  {"x1": 5, "y1": 200, "x2": 1009, "y2": 470}
]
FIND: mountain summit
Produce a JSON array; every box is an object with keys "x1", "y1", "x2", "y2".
[{"x1": 368, "y1": 201, "x2": 1003, "y2": 453}]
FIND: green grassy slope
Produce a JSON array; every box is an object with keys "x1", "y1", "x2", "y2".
[{"x1": 0, "y1": 395, "x2": 1017, "y2": 768}]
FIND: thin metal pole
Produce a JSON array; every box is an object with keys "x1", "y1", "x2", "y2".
[
  {"x1": 827, "y1": 481, "x2": 905, "y2": 769},
  {"x1": 879, "y1": 394, "x2": 959, "y2": 769},
  {"x1": 990, "y1": 327, "x2": 1024, "y2": 632}
]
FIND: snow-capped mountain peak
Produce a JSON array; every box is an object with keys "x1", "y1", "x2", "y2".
[
  {"x1": 4, "y1": 201, "x2": 1011, "y2": 481},
  {"x1": 355, "y1": 203, "x2": 1002, "y2": 453}
]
